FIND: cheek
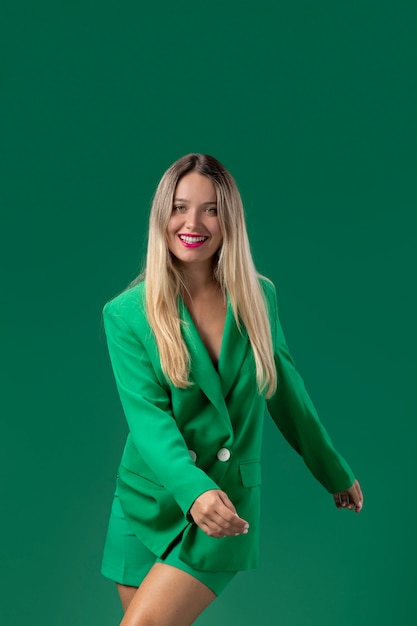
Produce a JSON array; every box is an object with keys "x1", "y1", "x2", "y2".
[
  {"x1": 214, "y1": 225, "x2": 223, "y2": 243},
  {"x1": 166, "y1": 216, "x2": 178, "y2": 237},
  {"x1": 165, "y1": 225, "x2": 175, "y2": 252}
]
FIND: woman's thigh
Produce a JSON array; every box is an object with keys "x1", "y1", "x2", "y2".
[
  {"x1": 120, "y1": 563, "x2": 216, "y2": 626},
  {"x1": 117, "y1": 584, "x2": 138, "y2": 613}
]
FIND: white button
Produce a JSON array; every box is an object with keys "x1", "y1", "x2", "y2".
[
  {"x1": 189, "y1": 450, "x2": 197, "y2": 462},
  {"x1": 217, "y1": 447, "x2": 231, "y2": 462}
]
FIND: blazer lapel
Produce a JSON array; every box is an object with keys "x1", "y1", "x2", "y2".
[{"x1": 218, "y1": 296, "x2": 250, "y2": 397}]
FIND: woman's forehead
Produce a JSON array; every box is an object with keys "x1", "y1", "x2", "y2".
[{"x1": 174, "y1": 172, "x2": 217, "y2": 201}]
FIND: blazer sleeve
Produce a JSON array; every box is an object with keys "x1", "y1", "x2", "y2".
[
  {"x1": 103, "y1": 299, "x2": 220, "y2": 516},
  {"x1": 265, "y1": 283, "x2": 356, "y2": 493}
]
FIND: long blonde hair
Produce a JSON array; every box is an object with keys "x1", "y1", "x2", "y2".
[{"x1": 130, "y1": 154, "x2": 277, "y2": 398}]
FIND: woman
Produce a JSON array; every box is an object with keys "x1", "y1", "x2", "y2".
[{"x1": 101, "y1": 153, "x2": 363, "y2": 626}]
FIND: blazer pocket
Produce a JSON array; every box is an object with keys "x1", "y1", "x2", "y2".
[
  {"x1": 239, "y1": 461, "x2": 261, "y2": 487},
  {"x1": 119, "y1": 464, "x2": 166, "y2": 490},
  {"x1": 120, "y1": 438, "x2": 165, "y2": 488}
]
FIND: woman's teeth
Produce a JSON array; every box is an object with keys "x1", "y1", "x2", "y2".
[{"x1": 179, "y1": 235, "x2": 207, "y2": 243}]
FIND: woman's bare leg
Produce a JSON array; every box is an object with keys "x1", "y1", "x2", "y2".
[
  {"x1": 117, "y1": 584, "x2": 138, "y2": 613},
  {"x1": 119, "y1": 562, "x2": 216, "y2": 626}
]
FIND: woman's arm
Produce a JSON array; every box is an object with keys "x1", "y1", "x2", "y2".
[{"x1": 265, "y1": 282, "x2": 360, "y2": 500}]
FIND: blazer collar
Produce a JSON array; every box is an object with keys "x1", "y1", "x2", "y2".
[{"x1": 178, "y1": 293, "x2": 249, "y2": 420}]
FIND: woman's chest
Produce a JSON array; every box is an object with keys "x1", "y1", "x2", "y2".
[{"x1": 184, "y1": 295, "x2": 227, "y2": 367}]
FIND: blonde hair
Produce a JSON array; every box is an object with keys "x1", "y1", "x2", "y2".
[{"x1": 130, "y1": 154, "x2": 277, "y2": 398}]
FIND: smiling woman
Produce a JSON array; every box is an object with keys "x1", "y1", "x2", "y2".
[
  {"x1": 167, "y1": 172, "x2": 223, "y2": 264},
  {"x1": 100, "y1": 153, "x2": 363, "y2": 626}
]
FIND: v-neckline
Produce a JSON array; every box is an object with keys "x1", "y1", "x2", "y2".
[
  {"x1": 177, "y1": 291, "x2": 250, "y2": 409},
  {"x1": 179, "y1": 292, "x2": 230, "y2": 373}
]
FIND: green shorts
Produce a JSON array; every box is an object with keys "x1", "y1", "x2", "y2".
[{"x1": 101, "y1": 490, "x2": 237, "y2": 597}]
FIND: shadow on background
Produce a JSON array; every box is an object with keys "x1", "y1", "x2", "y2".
[{"x1": 1, "y1": 2, "x2": 416, "y2": 625}]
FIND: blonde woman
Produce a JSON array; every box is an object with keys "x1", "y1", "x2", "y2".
[{"x1": 101, "y1": 154, "x2": 363, "y2": 626}]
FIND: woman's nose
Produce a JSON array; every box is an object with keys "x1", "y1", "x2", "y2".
[{"x1": 186, "y1": 209, "x2": 200, "y2": 229}]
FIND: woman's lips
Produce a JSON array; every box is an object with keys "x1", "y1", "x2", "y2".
[{"x1": 178, "y1": 234, "x2": 208, "y2": 248}]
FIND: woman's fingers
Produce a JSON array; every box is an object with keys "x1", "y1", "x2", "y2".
[
  {"x1": 197, "y1": 492, "x2": 249, "y2": 536},
  {"x1": 348, "y1": 479, "x2": 363, "y2": 512},
  {"x1": 217, "y1": 490, "x2": 238, "y2": 514},
  {"x1": 189, "y1": 489, "x2": 249, "y2": 537},
  {"x1": 333, "y1": 479, "x2": 363, "y2": 513}
]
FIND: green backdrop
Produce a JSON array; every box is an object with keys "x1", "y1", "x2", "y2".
[{"x1": 2, "y1": 1, "x2": 416, "y2": 624}]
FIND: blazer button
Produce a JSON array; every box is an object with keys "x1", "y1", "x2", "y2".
[
  {"x1": 189, "y1": 450, "x2": 197, "y2": 462},
  {"x1": 217, "y1": 447, "x2": 231, "y2": 462}
]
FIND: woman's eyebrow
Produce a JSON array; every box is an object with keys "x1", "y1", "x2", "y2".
[{"x1": 173, "y1": 198, "x2": 217, "y2": 204}]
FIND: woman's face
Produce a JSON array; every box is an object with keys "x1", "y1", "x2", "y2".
[{"x1": 166, "y1": 172, "x2": 223, "y2": 268}]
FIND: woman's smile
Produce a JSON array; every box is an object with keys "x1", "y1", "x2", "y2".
[{"x1": 178, "y1": 234, "x2": 209, "y2": 248}]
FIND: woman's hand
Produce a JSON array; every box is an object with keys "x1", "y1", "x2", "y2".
[
  {"x1": 333, "y1": 479, "x2": 363, "y2": 513},
  {"x1": 189, "y1": 489, "x2": 249, "y2": 538}
]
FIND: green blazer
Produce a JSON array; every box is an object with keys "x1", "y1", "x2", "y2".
[{"x1": 103, "y1": 278, "x2": 355, "y2": 572}]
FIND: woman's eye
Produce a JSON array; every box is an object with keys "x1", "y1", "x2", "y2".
[
  {"x1": 173, "y1": 205, "x2": 186, "y2": 212},
  {"x1": 206, "y1": 207, "x2": 218, "y2": 214}
]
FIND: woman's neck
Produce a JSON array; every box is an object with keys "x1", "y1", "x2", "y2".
[{"x1": 178, "y1": 262, "x2": 218, "y2": 297}]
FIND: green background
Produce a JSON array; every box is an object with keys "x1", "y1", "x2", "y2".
[{"x1": 2, "y1": 1, "x2": 416, "y2": 624}]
